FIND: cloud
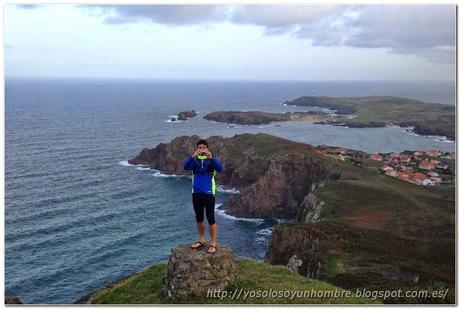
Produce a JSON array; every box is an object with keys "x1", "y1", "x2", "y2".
[
  {"x1": 15, "y1": 4, "x2": 39, "y2": 9},
  {"x1": 341, "y1": 5, "x2": 456, "y2": 63},
  {"x1": 82, "y1": 4, "x2": 456, "y2": 63},
  {"x1": 230, "y1": 5, "x2": 456, "y2": 63},
  {"x1": 84, "y1": 5, "x2": 230, "y2": 26}
]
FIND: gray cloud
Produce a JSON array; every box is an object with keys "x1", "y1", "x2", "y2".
[
  {"x1": 82, "y1": 4, "x2": 456, "y2": 63},
  {"x1": 341, "y1": 5, "x2": 456, "y2": 63},
  {"x1": 16, "y1": 4, "x2": 39, "y2": 9},
  {"x1": 84, "y1": 5, "x2": 230, "y2": 25}
]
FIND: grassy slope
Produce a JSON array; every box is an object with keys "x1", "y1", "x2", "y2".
[
  {"x1": 230, "y1": 134, "x2": 455, "y2": 303},
  {"x1": 89, "y1": 259, "x2": 378, "y2": 304},
  {"x1": 285, "y1": 96, "x2": 455, "y2": 138},
  {"x1": 291, "y1": 154, "x2": 455, "y2": 303}
]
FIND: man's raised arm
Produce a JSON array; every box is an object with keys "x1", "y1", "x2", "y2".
[{"x1": 183, "y1": 155, "x2": 195, "y2": 170}]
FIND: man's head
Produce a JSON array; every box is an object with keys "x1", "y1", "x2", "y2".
[{"x1": 197, "y1": 139, "x2": 208, "y2": 154}]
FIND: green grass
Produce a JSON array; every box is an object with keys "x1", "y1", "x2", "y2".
[{"x1": 89, "y1": 259, "x2": 379, "y2": 304}]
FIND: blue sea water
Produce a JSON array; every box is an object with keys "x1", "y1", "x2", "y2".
[{"x1": 5, "y1": 77, "x2": 455, "y2": 304}]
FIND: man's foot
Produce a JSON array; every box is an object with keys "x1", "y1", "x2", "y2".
[
  {"x1": 190, "y1": 241, "x2": 206, "y2": 249},
  {"x1": 207, "y1": 244, "x2": 217, "y2": 254}
]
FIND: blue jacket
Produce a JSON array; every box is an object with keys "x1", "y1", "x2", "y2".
[{"x1": 183, "y1": 155, "x2": 224, "y2": 195}]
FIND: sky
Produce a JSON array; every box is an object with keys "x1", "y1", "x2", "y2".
[{"x1": 4, "y1": 4, "x2": 457, "y2": 81}]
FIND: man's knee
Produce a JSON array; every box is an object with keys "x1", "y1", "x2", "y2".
[
  {"x1": 196, "y1": 217, "x2": 204, "y2": 223},
  {"x1": 207, "y1": 217, "x2": 216, "y2": 225}
]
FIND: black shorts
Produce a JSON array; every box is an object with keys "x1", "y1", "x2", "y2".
[{"x1": 192, "y1": 193, "x2": 216, "y2": 225}]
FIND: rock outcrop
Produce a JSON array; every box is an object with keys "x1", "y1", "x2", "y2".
[
  {"x1": 295, "y1": 190, "x2": 325, "y2": 223},
  {"x1": 5, "y1": 297, "x2": 22, "y2": 304},
  {"x1": 264, "y1": 224, "x2": 324, "y2": 280},
  {"x1": 128, "y1": 133, "x2": 333, "y2": 219},
  {"x1": 177, "y1": 110, "x2": 197, "y2": 121},
  {"x1": 162, "y1": 243, "x2": 238, "y2": 299}
]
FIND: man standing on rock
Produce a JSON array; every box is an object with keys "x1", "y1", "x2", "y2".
[{"x1": 183, "y1": 139, "x2": 224, "y2": 254}]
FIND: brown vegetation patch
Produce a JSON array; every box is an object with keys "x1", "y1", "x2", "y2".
[{"x1": 342, "y1": 210, "x2": 392, "y2": 230}]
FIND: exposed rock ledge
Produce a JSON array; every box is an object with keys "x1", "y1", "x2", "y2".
[
  {"x1": 162, "y1": 243, "x2": 238, "y2": 299},
  {"x1": 128, "y1": 133, "x2": 334, "y2": 220}
]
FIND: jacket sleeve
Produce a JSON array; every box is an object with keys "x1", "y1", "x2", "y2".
[
  {"x1": 183, "y1": 156, "x2": 195, "y2": 170},
  {"x1": 211, "y1": 157, "x2": 224, "y2": 172}
]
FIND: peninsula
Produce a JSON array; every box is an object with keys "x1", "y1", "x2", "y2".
[
  {"x1": 284, "y1": 95, "x2": 455, "y2": 139},
  {"x1": 124, "y1": 133, "x2": 454, "y2": 304}
]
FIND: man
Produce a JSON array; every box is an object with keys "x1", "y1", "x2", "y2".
[{"x1": 183, "y1": 139, "x2": 224, "y2": 254}]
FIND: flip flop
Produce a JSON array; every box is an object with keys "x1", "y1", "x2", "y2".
[
  {"x1": 207, "y1": 245, "x2": 217, "y2": 254},
  {"x1": 190, "y1": 241, "x2": 205, "y2": 249}
]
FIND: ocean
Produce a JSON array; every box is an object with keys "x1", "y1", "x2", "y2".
[{"x1": 5, "y1": 77, "x2": 455, "y2": 304}]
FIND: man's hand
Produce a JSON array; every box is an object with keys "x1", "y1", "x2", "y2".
[
  {"x1": 205, "y1": 149, "x2": 212, "y2": 159},
  {"x1": 192, "y1": 149, "x2": 201, "y2": 158}
]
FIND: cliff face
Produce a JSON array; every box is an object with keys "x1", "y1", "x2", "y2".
[
  {"x1": 221, "y1": 153, "x2": 331, "y2": 219},
  {"x1": 128, "y1": 133, "x2": 333, "y2": 219}
]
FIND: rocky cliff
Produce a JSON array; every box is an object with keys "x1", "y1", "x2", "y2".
[{"x1": 129, "y1": 133, "x2": 333, "y2": 219}]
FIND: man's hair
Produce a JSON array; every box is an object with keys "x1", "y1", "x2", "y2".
[{"x1": 197, "y1": 139, "x2": 208, "y2": 147}]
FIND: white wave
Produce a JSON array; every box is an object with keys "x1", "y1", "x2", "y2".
[
  {"x1": 405, "y1": 129, "x2": 419, "y2": 137},
  {"x1": 136, "y1": 166, "x2": 151, "y2": 171},
  {"x1": 216, "y1": 186, "x2": 240, "y2": 194},
  {"x1": 215, "y1": 203, "x2": 265, "y2": 222},
  {"x1": 432, "y1": 136, "x2": 454, "y2": 143},
  {"x1": 255, "y1": 227, "x2": 273, "y2": 236},
  {"x1": 151, "y1": 169, "x2": 186, "y2": 178},
  {"x1": 119, "y1": 160, "x2": 134, "y2": 167},
  {"x1": 255, "y1": 236, "x2": 269, "y2": 244},
  {"x1": 404, "y1": 127, "x2": 454, "y2": 143},
  {"x1": 120, "y1": 161, "x2": 190, "y2": 177},
  {"x1": 280, "y1": 103, "x2": 288, "y2": 106}
]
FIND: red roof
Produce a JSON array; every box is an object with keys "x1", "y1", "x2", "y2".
[
  {"x1": 419, "y1": 161, "x2": 436, "y2": 170},
  {"x1": 400, "y1": 154, "x2": 411, "y2": 161},
  {"x1": 371, "y1": 154, "x2": 383, "y2": 161},
  {"x1": 412, "y1": 172, "x2": 427, "y2": 181}
]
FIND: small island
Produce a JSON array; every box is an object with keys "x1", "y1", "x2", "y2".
[
  {"x1": 203, "y1": 110, "x2": 332, "y2": 125},
  {"x1": 170, "y1": 110, "x2": 197, "y2": 122}
]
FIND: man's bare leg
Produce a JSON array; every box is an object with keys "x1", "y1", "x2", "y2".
[
  {"x1": 191, "y1": 222, "x2": 206, "y2": 248},
  {"x1": 208, "y1": 223, "x2": 217, "y2": 252}
]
